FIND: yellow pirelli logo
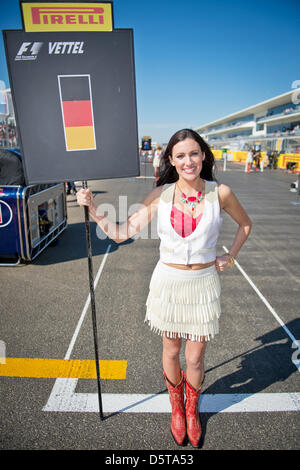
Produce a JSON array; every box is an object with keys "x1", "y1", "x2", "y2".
[{"x1": 21, "y1": 2, "x2": 113, "y2": 32}]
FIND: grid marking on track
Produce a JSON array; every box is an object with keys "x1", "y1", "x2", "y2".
[
  {"x1": 43, "y1": 378, "x2": 300, "y2": 413},
  {"x1": 223, "y1": 245, "x2": 300, "y2": 372},
  {"x1": 0, "y1": 358, "x2": 126, "y2": 379}
]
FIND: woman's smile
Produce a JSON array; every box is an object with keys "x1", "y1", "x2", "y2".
[{"x1": 183, "y1": 167, "x2": 197, "y2": 174}]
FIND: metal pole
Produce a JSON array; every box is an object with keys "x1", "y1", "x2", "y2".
[
  {"x1": 223, "y1": 153, "x2": 227, "y2": 171},
  {"x1": 82, "y1": 180, "x2": 104, "y2": 421}
]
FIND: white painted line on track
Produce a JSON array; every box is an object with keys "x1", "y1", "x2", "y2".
[
  {"x1": 223, "y1": 245, "x2": 300, "y2": 372},
  {"x1": 64, "y1": 243, "x2": 112, "y2": 360},
  {"x1": 43, "y1": 378, "x2": 300, "y2": 413}
]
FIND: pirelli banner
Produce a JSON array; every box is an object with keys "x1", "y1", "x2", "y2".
[
  {"x1": 3, "y1": 2, "x2": 139, "y2": 184},
  {"x1": 21, "y1": 2, "x2": 113, "y2": 32}
]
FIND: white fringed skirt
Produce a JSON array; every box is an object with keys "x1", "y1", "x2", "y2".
[{"x1": 145, "y1": 261, "x2": 221, "y2": 342}]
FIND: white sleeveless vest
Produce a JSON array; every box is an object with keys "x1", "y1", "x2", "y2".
[{"x1": 157, "y1": 181, "x2": 222, "y2": 265}]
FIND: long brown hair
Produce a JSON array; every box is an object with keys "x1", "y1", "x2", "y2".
[{"x1": 156, "y1": 129, "x2": 216, "y2": 186}]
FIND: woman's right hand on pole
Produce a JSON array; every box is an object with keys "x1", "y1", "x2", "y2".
[{"x1": 76, "y1": 188, "x2": 95, "y2": 212}]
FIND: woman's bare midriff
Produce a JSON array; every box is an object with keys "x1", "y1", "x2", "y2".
[{"x1": 163, "y1": 261, "x2": 216, "y2": 270}]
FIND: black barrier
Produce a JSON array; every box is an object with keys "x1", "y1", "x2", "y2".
[{"x1": 0, "y1": 148, "x2": 25, "y2": 185}]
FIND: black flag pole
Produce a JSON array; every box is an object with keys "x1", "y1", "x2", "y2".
[{"x1": 82, "y1": 180, "x2": 104, "y2": 421}]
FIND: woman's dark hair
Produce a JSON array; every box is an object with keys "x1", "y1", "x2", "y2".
[{"x1": 156, "y1": 129, "x2": 216, "y2": 186}]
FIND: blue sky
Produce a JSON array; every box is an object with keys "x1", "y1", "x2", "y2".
[{"x1": 1, "y1": 0, "x2": 300, "y2": 143}]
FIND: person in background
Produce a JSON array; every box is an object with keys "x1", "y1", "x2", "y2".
[
  {"x1": 260, "y1": 153, "x2": 268, "y2": 172},
  {"x1": 153, "y1": 144, "x2": 163, "y2": 181},
  {"x1": 66, "y1": 181, "x2": 77, "y2": 195},
  {"x1": 76, "y1": 129, "x2": 252, "y2": 448},
  {"x1": 254, "y1": 151, "x2": 261, "y2": 172},
  {"x1": 245, "y1": 148, "x2": 253, "y2": 173}
]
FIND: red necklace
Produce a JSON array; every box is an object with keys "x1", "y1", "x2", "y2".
[{"x1": 177, "y1": 184, "x2": 204, "y2": 211}]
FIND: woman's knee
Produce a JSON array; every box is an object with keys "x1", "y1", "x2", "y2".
[
  {"x1": 163, "y1": 335, "x2": 182, "y2": 360},
  {"x1": 185, "y1": 341, "x2": 206, "y2": 369}
]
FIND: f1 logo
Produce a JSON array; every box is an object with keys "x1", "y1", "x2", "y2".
[{"x1": 15, "y1": 42, "x2": 43, "y2": 60}]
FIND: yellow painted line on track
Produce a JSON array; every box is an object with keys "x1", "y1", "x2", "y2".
[{"x1": 0, "y1": 358, "x2": 127, "y2": 379}]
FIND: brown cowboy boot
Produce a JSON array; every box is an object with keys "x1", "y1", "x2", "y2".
[
  {"x1": 163, "y1": 370, "x2": 186, "y2": 445},
  {"x1": 184, "y1": 374, "x2": 205, "y2": 448}
]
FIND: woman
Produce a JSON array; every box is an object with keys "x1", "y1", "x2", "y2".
[
  {"x1": 77, "y1": 129, "x2": 252, "y2": 448},
  {"x1": 245, "y1": 148, "x2": 254, "y2": 173}
]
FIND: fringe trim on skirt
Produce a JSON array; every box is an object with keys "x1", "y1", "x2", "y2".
[{"x1": 145, "y1": 261, "x2": 221, "y2": 342}]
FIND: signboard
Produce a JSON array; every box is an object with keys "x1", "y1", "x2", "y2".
[
  {"x1": 142, "y1": 136, "x2": 151, "y2": 151},
  {"x1": 3, "y1": 29, "x2": 140, "y2": 184},
  {"x1": 21, "y1": 2, "x2": 113, "y2": 32}
]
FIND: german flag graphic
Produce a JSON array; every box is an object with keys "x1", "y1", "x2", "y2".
[{"x1": 58, "y1": 75, "x2": 96, "y2": 151}]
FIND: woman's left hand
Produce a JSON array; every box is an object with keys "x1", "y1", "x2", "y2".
[{"x1": 215, "y1": 254, "x2": 234, "y2": 271}]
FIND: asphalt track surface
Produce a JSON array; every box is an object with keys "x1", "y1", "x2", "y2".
[{"x1": 0, "y1": 160, "x2": 299, "y2": 455}]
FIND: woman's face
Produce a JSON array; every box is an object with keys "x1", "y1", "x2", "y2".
[{"x1": 169, "y1": 138, "x2": 205, "y2": 182}]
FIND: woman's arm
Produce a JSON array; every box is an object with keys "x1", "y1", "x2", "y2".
[
  {"x1": 77, "y1": 186, "x2": 162, "y2": 244},
  {"x1": 216, "y1": 184, "x2": 252, "y2": 271}
]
